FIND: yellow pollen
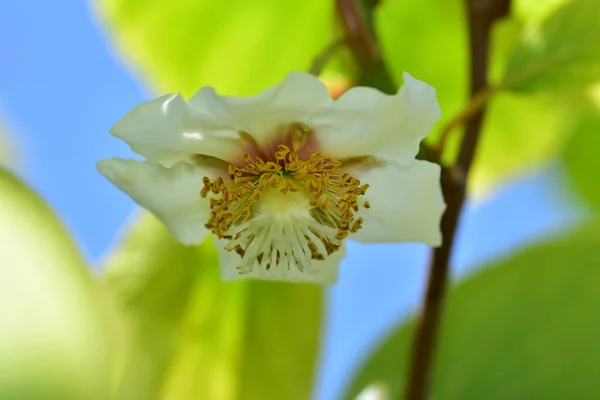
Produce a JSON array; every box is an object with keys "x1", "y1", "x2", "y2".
[{"x1": 200, "y1": 144, "x2": 369, "y2": 276}]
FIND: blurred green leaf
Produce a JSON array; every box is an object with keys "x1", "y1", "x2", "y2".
[
  {"x1": 376, "y1": 0, "x2": 468, "y2": 146},
  {"x1": 345, "y1": 220, "x2": 600, "y2": 399},
  {"x1": 471, "y1": 91, "x2": 576, "y2": 195},
  {"x1": 504, "y1": 0, "x2": 600, "y2": 93},
  {"x1": 103, "y1": 214, "x2": 323, "y2": 400},
  {"x1": 0, "y1": 168, "x2": 112, "y2": 399},
  {"x1": 96, "y1": 0, "x2": 333, "y2": 97},
  {"x1": 375, "y1": 0, "x2": 579, "y2": 196},
  {"x1": 514, "y1": 0, "x2": 570, "y2": 22},
  {"x1": 563, "y1": 108, "x2": 600, "y2": 210}
]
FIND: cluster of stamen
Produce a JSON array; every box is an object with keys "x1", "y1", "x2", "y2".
[{"x1": 200, "y1": 141, "x2": 369, "y2": 276}]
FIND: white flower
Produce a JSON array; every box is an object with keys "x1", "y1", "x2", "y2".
[{"x1": 98, "y1": 72, "x2": 445, "y2": 284}]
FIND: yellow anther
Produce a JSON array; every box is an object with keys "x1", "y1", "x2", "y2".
[{"x1": 200, "y1": 133, "x2": 370, "y2": 263}]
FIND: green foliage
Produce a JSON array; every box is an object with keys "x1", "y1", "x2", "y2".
[
  {"x1": 92, "y1": 0, "x2": 600, "y2": 398},
  {"x1": 472, "y1": 92, "x2": 576, "y2": 194},
  {"x1": 563, "y1": 107, "x2": 600, "y2": 210},
  {"x1": 96, "y1": 0, "x2": 333, "y2": 97},
  {"x1": 96, "y1": 0, "x2": 599, "y2": 198},
  {"x1": 504, "y1": 0, "x2": 600, "y2": 93},
  {"x1": 376, "y1": 0, "x2": 468, "y2": 141},
  {"x1": 0, "y1": 168, "x2": 112, "y2": 399},
  {"x1": 514, "y1": 0, "x2": 570, "y2": 22},
  {"x1": 103, "y1": 214, "x2": 323, "y2": 400},
  {"x1": 374, "y1": 0, "x2": 586, "y2": 195},
  {"x1": 345, "y1": 221, "x2": 600, "y2": 399}
]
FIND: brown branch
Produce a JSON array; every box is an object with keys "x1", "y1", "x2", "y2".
[
  {"x1": 404, "y1": 1, "x2": 510, "y2": 399},
  {"x1": 334, "y1": 0, "x2": 397, "y2": 94},
  {"x1": 335, "y1": 0, "x2": 379, "y2": 64}
]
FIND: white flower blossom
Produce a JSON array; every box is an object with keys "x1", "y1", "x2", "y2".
[{"x1": 98, "y1": 72, "x2": 445, "y2": 284}]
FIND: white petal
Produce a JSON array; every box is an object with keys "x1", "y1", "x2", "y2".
[
  {"x1": 355, "y1": 383, "x2": 390, "y2": 400},
  {"x1": 351, "y1": 160, "x2": 445, "y2": 246},
  {"x1": 97, "y1": 158, "x2": 211, "y2": 245},
  {"x1": 216, "y1": 240, "x2": 346, "y2": 285},
  {"x1": 189, "y1": 72, "x2": 332, "y2": 147},
  {"x1": 308, "y1": 72, "x2": 441, "y2": 163},
  {"x1": 110, "y1": 93, "x2": 242, "y2": 165}
]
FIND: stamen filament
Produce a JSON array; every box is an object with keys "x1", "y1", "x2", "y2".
[{"x1": 200, "y1": 141, "x2": 369, "y2": 277}]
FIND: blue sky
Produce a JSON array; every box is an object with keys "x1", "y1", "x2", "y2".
[{"x1": 0, "y1": 2, "x2": 582, "y2": 399}]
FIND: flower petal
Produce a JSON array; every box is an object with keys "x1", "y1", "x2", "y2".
[
  {"x1": 189, "y1": 72, "x2": 332, "y2": 147},
  {"x1": 351, "y1": 160, "x2": 445, "y2": 246},
  {"x1": 110, "y1": 93, "x2": 242, "y2": 165},
  {"x1": 97, "y1": 158, "x2": 211, "y2": 245},
  {"x1": 216, "y1": 241, "x2": 346, "y2": 285},
  {"x1": 308, "y1": 72, "x2": 441, "y2": 163}
]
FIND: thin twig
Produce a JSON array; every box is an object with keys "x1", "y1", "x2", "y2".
[
  {"x1": 309, "y1": 38, "x2": 347, "y2": 76},
  {"x1": 334, "y1": 0, "x2": 397, "y2": 93},
  {"x1": 433, "y1": 86, "x2": 497, "y2": 158},
  {"x1": 404, "y1": 1, "x2": 510, "y2": 399}
]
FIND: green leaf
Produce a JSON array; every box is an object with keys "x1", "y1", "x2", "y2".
[
  {"x1": 514, "y1": 0, "x2": 570, "y2": 23},
  {"x1": 471, "y1": 91, "x2": 576, "y2": 195},
  {"x1": 0, "y1": 168, "x2": 112, "y2": 399},
  {"x1": 376, "y1": 0, "x2": 468, "y2": 146},
  {"x1": 103, "y1": 214, "x2": 323, "y2": 400},
  {"x1": 375, "y1": 0, "x2": 579, "y2": 196},
  {"x1": 345, "y1": 220, "x2": 600, "y2": 399},
  {"x1": 96, "y1": 0, "x2": 333, "y2": 97},
  {"x1": 563, "y1": 108, "x2": 600, "y2": 210},
  {"x1": 504, "y1": 0, "x2": 600, "y2": 93}
]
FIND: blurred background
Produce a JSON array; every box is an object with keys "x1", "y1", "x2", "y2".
[{"x1": 1, "y1": 0, "x2": 599, "y2": 399}]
